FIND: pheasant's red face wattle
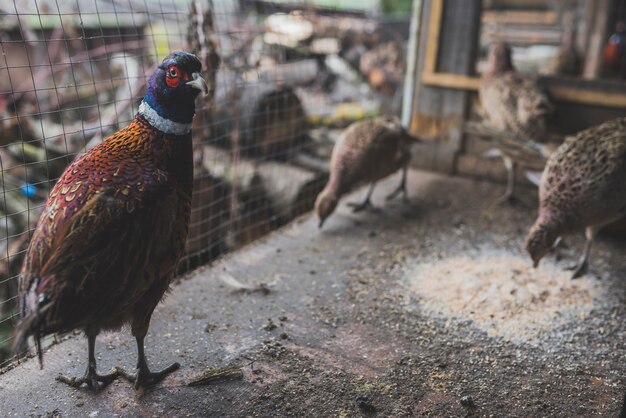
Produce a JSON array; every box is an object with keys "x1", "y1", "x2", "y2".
[{"x1": 165, "y1": 65, "x2": 189, "y2": 88}]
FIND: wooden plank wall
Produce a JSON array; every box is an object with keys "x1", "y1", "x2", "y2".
[{"x1": 409, "y1": 0, "x2": 482, "y2": 174}]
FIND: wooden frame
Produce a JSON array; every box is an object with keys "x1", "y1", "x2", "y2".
[{"x1": 421, "y1": 0, "x2": 626, "y2": 108}]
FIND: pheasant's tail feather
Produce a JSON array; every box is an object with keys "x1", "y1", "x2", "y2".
[
  {"x1": 465, "y1": 121, "x2": 547, "y2": 163},
  {"x1": 12, "y1": 305, "x2": 50, "y2": 369}
]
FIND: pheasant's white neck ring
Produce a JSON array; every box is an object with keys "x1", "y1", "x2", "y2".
[{"x1": 138, "y1": 101, "x2": 193, "y2": 136}]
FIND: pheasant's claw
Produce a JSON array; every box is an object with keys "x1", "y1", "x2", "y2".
[
  {"x1": 56, "y1": 368, "x2": 119, "y2": 391},
  {"x1": 566, "y1": 260, "x2": 588, "y2": 279},
  {"x1": 113, "y1": 367, "x2": 135, "y2": 383},
  {"x1": 347, "y1": 199, "x2": 377, "y2": 213},
  {"x1": 115, "y1": 362, "x2": 180, "y2": 390},
  {"x1": 385, "y1": 186, "x2": 409, "y2": 203}
]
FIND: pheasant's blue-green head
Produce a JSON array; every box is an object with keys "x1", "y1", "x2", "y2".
[{"x1": 140, "y1": 51, "x2": 208, "y2": 135}]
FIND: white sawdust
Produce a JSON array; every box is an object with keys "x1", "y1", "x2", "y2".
[{"x1": 405, "y1": 250, "x2": 606, "y2": 343}]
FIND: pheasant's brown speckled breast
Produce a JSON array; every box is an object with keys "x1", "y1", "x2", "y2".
[
  {"x1": 479, "y1": 72, "x2": 551, "y2": 142},
  {"x1": 540, "y1": 117, "x2": 626, "y2": 231},
  {"x1": 20, "y1": 116, "x2": 193, "y2": 333},
  {"x1": 330, "y1": 119, "x2": 412, "y2": 194}
]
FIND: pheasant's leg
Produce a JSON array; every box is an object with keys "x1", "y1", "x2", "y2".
[
  {"x1": 57, "y1": 332, "x2": 119, "y2": 390},
  {"x1": 347, "y1": 183, "x2": 377, "y2": 212},
  {"x1": 567, "y1": 238, "x2": 592, "y2": 279},
  {"x1": 567, "y1": 219, "x2": 622, "y2": 279},
  {"x1": 566, "y1": 226, "x2": 600, "y2": 279},
  {"x1": 116, "y1": 335, "x2": 180, "y2": 390},
  {"x1": 496, "y1": 155, "x2": 515, "y2": 204},
  {"x1": 116, "y1": 307, "x2": 180, "y2": 391},
  {"x1": 551, "y1": 236, "x2": 567, "y2": 261},
  {"x1": 386, "y1": 164, "x2": 409, "y2": 203}
]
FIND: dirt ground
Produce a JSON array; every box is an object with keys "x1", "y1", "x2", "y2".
[{"x1": 1, "y1": 169, "x2": 625, "y2": 417}]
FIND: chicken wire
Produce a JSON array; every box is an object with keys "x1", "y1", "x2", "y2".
[{"x1": 0, "y1": 0, "x2": 410, "y2": 367}]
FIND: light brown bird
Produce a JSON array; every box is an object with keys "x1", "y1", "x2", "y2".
[
  {"x1": 479, "y1": 42, "x2": 553, "y2": 202},
  {"x1": 315, "y1": 116, "x2": 418, "y2": 228},
  {"x1": 525, "y1": 117, "x2": 626, "y2": 279}
]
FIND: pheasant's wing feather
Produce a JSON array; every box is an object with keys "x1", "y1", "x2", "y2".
[
  {"x1": 480, "y1": 75, "x2": 520, "y2": 132},
  {"x1": 481, "y1": 73, "x2": 550, "y2": 137},
  {"x1": 20, "y1": 158, "x2": 179, "y2": 333},
  {"x1": 541, "y1": 118, "x2": 626, "y2": 221}
]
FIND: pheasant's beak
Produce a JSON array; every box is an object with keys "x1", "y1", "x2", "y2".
[
  {"x1": 531, "y1": 254, "x2": 542, "y2": 268},
  {"x1": 187, "y1": 72, "x2": 209, "y2": 96}
]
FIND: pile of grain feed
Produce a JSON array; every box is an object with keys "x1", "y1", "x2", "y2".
[{"x1": 405, "y1": 248, "x2": 607, "y2": 344}]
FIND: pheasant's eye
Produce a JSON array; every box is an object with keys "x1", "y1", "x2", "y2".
[{"x1": 165, "y1": 65, "x2": 181, "y2": 87}]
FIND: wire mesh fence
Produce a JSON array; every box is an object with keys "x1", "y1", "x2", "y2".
[{"x1": 0, "y1": 0, "x2": 410, "y2": 367}]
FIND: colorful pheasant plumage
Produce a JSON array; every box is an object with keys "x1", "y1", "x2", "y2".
[
  {"x1": 13, "y1": 51, "x2": 208, "y2": 390},
  {"x1": 315, "y1": 116, "x2": 418, "y2": 228},
  {"x1": 525, "y1": 117, "x2": 626, "y2": 278}
]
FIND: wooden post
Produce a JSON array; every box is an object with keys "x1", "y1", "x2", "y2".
[
  {"x1": 408, "y1": 0, "x2": 482, "y2": 174},
  {"x1": 581, "y1": 0, "x2": 611, "y2": 79}
]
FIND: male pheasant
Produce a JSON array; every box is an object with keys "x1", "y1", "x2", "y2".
[
  {"x1": 315, "y1": 115, "x2": 418, "y2": 228},
  {"x1": 13, "y1": 52, "x2": 208, "y2": 390},
  {"x1": 479, "y1": 42, "x2": 553, "y2": 203},
  {"x1": 525, "y1": 117, "x2": 626, "y2": 279}
]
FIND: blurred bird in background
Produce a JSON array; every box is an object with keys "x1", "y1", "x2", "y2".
[
  {"x1": 13, "y1": 52, "x2": 208, "y2": 391},
  {"x1": 315, "y1": 115, "x2": 419, "y2": 228},
  {"x1": 525, "y1": 117, "x2": 626, "y2": 279},
  {"x1": 546, "y1": 11, "x2": 582, "y2": 77},
  {"x1": 604, "y1": 20, "x2": 626, "y2": 79},
  {"x1": 479, "y1": 42, "x2": 554, "y2": 203}
]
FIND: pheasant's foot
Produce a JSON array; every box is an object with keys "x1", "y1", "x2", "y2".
[
  {"x1": 115, "y1": 362, "x2": 180, "y2": 390},
  {"x1": 56, "y1": 367, "x2": 119, "y2": 391},
  {"x1": 347, "y1": 199, "x2": 377, "y2": 213},
  {"x1": 566, "y1": 259, "x2": 588, "y2": 280},
  {"x1": 385, "y1": 185, "x2": 409, "y2": 203}
]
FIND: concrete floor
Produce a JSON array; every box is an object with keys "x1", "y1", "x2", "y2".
[{"x1": 1, "y1": 169, "x2": 626, "y2": 417}]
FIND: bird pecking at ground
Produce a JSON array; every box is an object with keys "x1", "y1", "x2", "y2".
[
  {"x1": 12, "y1": 51, "x2": 209, "y2": 391},
  {"x1": 479, "y1": 42, "x2": 554, "y2": 203},
  {"x1": 315, "y1": 115, "x2": 419, "y2": 229},
  {"x1": 525, "y1": 116, "x2": 626, "y2": 279}
]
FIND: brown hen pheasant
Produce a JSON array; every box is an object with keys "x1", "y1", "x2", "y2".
[
  {"x1": 13, "y1": 52, "x2": 208, "y2": 390},
  {"x1": 315, "y1": 116, "x2": 418, "y2": 228},
  {"x1": 525, "y1": 117, "x2": 626, "y2": 279},
  {"x1": 479, "y1": 42, "x2": 553, "y2": 202}
]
